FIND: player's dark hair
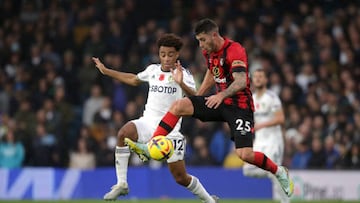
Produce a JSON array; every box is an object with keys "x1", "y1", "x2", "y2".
[
  {"x1": 194, "y1": 18, "x2": 219, "y2": 35},
  {"x1": 157, "y1": 33, "x2": 183, "y2": 51}
]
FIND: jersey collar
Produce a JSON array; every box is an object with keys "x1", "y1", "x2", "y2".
[{"x1": 160, "y1": 65, "x2": 171, "y2": 72}]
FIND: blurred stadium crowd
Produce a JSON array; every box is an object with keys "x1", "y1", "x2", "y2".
[{"x1": 0, "y1": 0, "x2": 359, "y2": 170}]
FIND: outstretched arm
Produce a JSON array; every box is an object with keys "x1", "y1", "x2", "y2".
[{"x1": 92, "y1": 57, "x2": 142, "y2": 86}]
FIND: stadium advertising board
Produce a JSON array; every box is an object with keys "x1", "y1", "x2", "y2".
[
  {"x1": 0, "y1": 167, "x2": 271, "y2": 200},
  {"x1": 291, "y1": 171, "x2": 360, "y2": 200},
  {"x1": 3, "y1": 168, "x2": 359, "y2": 200}
]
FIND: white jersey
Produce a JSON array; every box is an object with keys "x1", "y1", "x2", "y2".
[
  {"x1": 136, "y1": 64, "x2": 196, "y2": 132},
  {"x1": 253, "y1": 89, "x2": 283, "y2": 146}
]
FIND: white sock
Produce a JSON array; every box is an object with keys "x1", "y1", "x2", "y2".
[
  {"x1": 115, "y1": 146, "x2": 130, "y2": 185},
  {"x1": 271, "y1": 176, "x2": 290, "y2": 203},
  {"x1": 186, "y1": 175, "x2": 214, "y2": 203}
]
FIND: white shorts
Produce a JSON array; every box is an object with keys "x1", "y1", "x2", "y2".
[{"x1": 131, "y1": 116, "x2": 186, "y2": 163}]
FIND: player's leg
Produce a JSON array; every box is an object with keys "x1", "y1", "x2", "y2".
[
  {"x1": 126, "y1": 97, "x2": 195, "y2": 158},
  {"x1": 236, "y1": 147, "x2": 293, "y2": 197},
  {"x1": 226, "y1": 108, "x2": 293, "y2": 197},
  {"x1": 105, "y1": 118, "x2": 153, "y2": 200},
  {"x1": 127, "y1": 96, "x2": 222, "y2": 159},
  {"x1": 152, "y1": 97, "x2": 194, "y2": 137},
  {"x1": 104, "y1": 121, "x2": 138, "y2": 200},
  {"x1": 126, "y1": 97, "x2": 194, "y2": 157},
  {"x1": 243, "y1": 144, "x2": 269, "y2": 177},
  {"x1": 242, "y1": 144, "x2": 289, "y2": 203},
  {"x1": 168, "y1": 161, "x2": 217, "y2": 203},
  {"x1": 167, "y1": 135, "x2": 217, "y2": 203}
]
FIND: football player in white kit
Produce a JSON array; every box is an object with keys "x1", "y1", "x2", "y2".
[
  {"x1": 242, "y1": 69, "x2": 289, "y2": 203},
  {"x1": 92, "y1": 33, "x2": 218, "y2": 202}
]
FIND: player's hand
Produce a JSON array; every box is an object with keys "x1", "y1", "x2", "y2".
[
  {"x1": 171, "y1": 60, "x2": 183, "y2": 85},
  {"x1": 205, "y1": 92, "x2": 225, "y2": 109},
  {"x1": 92, "y1": 57, "x2": 106, "y2": 74}
]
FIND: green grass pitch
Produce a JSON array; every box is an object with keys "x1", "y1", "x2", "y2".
[{"x1": 0, "y1": 200, "x2": 358, "y2": 203}]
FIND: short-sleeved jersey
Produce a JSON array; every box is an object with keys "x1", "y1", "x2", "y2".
[
  {"x1": 137, "y1": 64, "x2": 196, "y2": 131},
  {"x1": 203, "y1": 38, "x2": 254, "y2": 111},
  {"x1": 253, "y1": 90, "x2": 283, "y2": 146}
]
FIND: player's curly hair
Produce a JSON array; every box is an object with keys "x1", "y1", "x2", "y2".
[{"x1": 157, "y1": 33, "x2": 183, "y2": 51}]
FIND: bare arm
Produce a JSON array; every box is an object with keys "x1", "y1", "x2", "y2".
[
  {"x1": 92, "y1": 57, "x2": 142, "y2": 86},
  {"x1": 196, "y1": 69, "x2": 216, "y2": 96},
  {"x1": 219, "y1": 71, "x2": 247, "y2": 98},
  {"x1": 205, "y1": 71, "x2": 247, "y2": 109},
  {"x1": 255, "y1": 109, "x2": 285, "y2": 131},
  {"x1": 179, "y1": 82, "x2": 196, "y2": 96}
]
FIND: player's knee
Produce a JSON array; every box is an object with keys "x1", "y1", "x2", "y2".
[
  {"x1": 117, "y1": 122, "x2": 137, "y2": 142},
  {"x1": 117, "y1": 126, "x2": 133, "y2": 142},
  {"x1": 170, "y1": 100, "x2": 183, "y2": 115},
  {"x1": 170, "y1": 98, "x2": 192, "y2": 116},
  {"x1": 117, "y1": 128, "x2": 127, "y2": 141},
  {"x1": 236, "y1": 149, "x2": 253, "y2": 163}
]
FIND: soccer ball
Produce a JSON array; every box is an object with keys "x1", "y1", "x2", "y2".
[{"x1": 147, "y1": 136, "x2": 174, "y2": 161}]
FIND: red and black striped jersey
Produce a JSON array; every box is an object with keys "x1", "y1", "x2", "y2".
[{"x1": 202, "y1": 38, "x2": 254, "y2": 111}]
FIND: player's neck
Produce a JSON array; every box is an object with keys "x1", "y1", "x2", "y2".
[
  {"x1": 256, "y1": 87, "x2": 266, "y2": 97},
  {"x1": 215, "y1": 36, "x2": 225, "y2": 52}
]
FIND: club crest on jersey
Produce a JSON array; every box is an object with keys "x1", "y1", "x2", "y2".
[
  {"x1": 168, "y1": 75, "x2": 173, "y2": 82},
  {"x1": 159, "y1": 74, "x2": 165, "y2": 81},
  {"x1": 220, "y1": 58, "x2": 225, "y2": 66}
]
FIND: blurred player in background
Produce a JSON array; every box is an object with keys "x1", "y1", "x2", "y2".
[
  {"x1": 243, "y1": 69, "x2": 289, "y2": 203},
  {"x1": 126, "y1": 18, "x2": 294, "y2": 198},
  {"x1": 93, "y1": 33, "x2": 218, "y2": 202}
]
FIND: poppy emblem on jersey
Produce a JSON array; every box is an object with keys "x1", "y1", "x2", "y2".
[
  {"x1": 213, "y1": 58, "x2": 219, "y2": 66},
  {"x1": 159, "y1": 74, "x2": 165, "y2": 81}
]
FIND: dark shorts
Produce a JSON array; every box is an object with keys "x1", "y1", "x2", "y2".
[{"x1": 189, "y1": 96, "x2": 254, "y2": 148}]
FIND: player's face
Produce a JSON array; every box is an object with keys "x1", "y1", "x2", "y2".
[
  {"x1": 159, "y1": 46, "x2": 179, "y2": 71},
  {"x1": 196, "y1": 32, "x2": 216, "y2": 53},
  {"x1": 252, "y1": 71, "x2": 267, "y2": 89}
]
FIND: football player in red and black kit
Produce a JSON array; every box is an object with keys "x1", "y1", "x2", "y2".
[{"x1": 126, "y1": 18, "x2": 294, "y2": 198}]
